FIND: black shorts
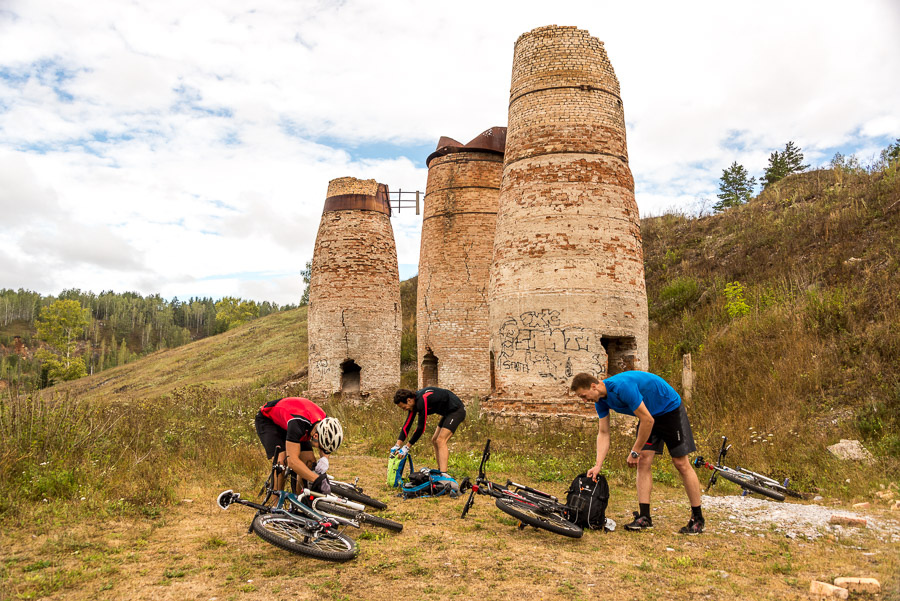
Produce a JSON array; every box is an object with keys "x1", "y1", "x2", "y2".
[
  {"x1": 437, "y1": 407, "x2": 466, "y2": 433},
  {"x1": 255, "y1": 412, "x2": 313, "y2": 458},
  {"x1": 636, "y1": 404, "x2": 696, "y2": 458}
]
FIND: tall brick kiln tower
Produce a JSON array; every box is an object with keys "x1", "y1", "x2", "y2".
[
  {"x1": 308, "y1": 177, "x2": 401, "y2": 397},
  {"x1": 417, "y1": 127, "x2": 506, "y2": 396},
  {"x1": 485, "y1": 25, "x2": 649, "y2": 418}
]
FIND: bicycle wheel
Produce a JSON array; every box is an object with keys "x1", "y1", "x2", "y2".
[
  {"x1": 251, "y1": 514, "x2": 358, "y2": 561},
  {"x1": 717, "y1": 470, "x2": 785, "y2": 501},
  {"x1": 495, "y1": 498, "x2": 583, "y2": 538},
  {"x1": 314, "y1": 501, "x2": 403, "y2": 532},
  {"x1": 329, "y1": 482, "x2": 388, "y2": 510}
]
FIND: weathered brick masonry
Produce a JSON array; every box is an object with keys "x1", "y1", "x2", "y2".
[
  {"x1": 417, "y1": 128, "x2": 506, "y2": 397},
  {"x1": 308, "y1": 177, "x2": 401, "y2": 398},
  {"x1": 485, "y1": 25, "x2": 649, "y2": 419}
]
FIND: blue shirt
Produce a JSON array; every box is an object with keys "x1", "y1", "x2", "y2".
[{"x1": 595, "y1": 371, "x2": 682, "y2": 419}]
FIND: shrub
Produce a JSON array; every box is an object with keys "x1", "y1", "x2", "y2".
[{"x1": 723, "y1": 282, "x2": 750, "y2": 318}]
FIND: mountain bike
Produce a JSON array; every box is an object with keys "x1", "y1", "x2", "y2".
[
  {"x1": 693, "y1": 436, "x2": 802, "y2": 502},
  {"x1": 217, "y1": 449, "x2": 394, "y2": 560},
  {"x1": 460, "y1": 439, "x2": 583, "y2": 538}
]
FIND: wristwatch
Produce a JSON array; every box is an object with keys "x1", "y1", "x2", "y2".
[{"x1": 629, "y1": 451, "x2": 640, "y2": 459}]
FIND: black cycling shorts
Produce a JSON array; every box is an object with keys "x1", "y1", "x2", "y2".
[
  {"x1": 255, "y1": 411, "x2": 313, "y2": 458},
  {"x1": 437, "y1": 407, "x2": 466, "y2": 434},
  {"x1": 636, "y1": 404, "x2": 696, "y2": 458}
]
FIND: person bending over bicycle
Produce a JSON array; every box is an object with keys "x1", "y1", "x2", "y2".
[
  {"x1": 255, "y1": 397, "x2": 343, "y2": 494},
  {"x1": 391, "y1": 387, "x2": 465, "y2": 479},
  {"x1": 570, "y1": 371, "x2": 705, "y2": 535}
]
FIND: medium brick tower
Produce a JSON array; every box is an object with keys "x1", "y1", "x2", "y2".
[
  {"x1": 308, "y1": 177, "x2": 401, "y2": 397},
  {"x1": 486, "y1": 25, "x2": 649, "y2": 417},
  {"x1": 417, "y1": 127, "x2": 506, "y2": 397}
]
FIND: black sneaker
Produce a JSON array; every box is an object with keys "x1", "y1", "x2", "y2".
[
  {"x1": 679, "y1": 516, "x2": 705, "y2": 535},
  {"x1": 624, "y1": 511, "x2": 653, "y2": 531}
]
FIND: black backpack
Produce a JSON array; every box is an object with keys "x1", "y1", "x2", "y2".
[{"x1": 564, "y1": 473, "x2": 609, "y2": 530}]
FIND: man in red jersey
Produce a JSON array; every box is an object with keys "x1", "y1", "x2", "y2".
[{"x1": 255, "y1": 397, "x2": 343, "y2": 493}]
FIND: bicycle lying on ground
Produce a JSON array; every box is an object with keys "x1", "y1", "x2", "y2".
[
  {"x1": 693, "y1": 436, "x2": 802, "y2": 502},
  {"x1": 217, "y1": 449, "x2": 400, "y2": 560},
  {"x1": 460, "y1": 439, "x2": 583, "y2": 538}
]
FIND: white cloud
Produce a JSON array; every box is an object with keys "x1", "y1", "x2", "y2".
[{"x1": 0, "y1": 0, "x2": 898, "y2": 303}]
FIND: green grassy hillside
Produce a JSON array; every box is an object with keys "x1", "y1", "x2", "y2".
[{"x1": 642, "y1": 166, "x2": 900, "y2": 477}]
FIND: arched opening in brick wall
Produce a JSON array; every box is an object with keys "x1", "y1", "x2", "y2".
[
  {"x1": 340, "y1": 359, "x2": 362, "y2": 393},
  {"x1": 421, "y1": 351, "x2": 438, "y2": 388},
  {"x1": 601, "y1": 336, "x2": 638, "y2": 376}
]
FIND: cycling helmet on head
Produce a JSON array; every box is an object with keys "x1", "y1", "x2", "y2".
[{"x1": 316, "y1": 417, "x2": 343, "y2": 454}]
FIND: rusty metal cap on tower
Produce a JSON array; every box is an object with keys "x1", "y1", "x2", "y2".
[
  {"x1": 426, "y1": 127, "x2": 507, "y2": 167},
  {"x1": 323, "y1": 177, "x2": 391, "y2": 215}
]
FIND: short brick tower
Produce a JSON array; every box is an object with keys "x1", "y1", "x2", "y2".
[
  {"x1": 485, "y1": 25, "x2": 649, "y2": 418},
  {"x1": 417, "y1": 127, "x2": 506, "y2": 397},
  {"x1": 308, "y1": 177, "x2": 401, "y2": 398}
]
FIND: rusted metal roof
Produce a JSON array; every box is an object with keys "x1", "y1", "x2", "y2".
[
  {"x1": 426, "y1": 126, "x2": 507, "y2": 167},
  {"x1": 324, "y1": 183, "x2": 391, "y2": 215}
]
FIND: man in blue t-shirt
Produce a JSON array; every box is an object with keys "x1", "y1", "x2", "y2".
[{"x1": 570, "y1": 371, "x2": 704, "y2": 534}]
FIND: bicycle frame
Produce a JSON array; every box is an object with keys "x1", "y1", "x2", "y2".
[{"x1": 462, "y1": 439, "x2": 567, "y2": 518}]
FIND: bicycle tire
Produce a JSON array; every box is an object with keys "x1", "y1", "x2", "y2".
[
  {"x1": 495, "y1": 498, "x2": 583, "y2": 538},
  {"x1": 328, "y1": 482, "x2": 388, "y2": 510},
  {"x1": 313, "y1": 501, "x2": 403, "y2": 532},
  {"x1": 251, "y1": 514, "x2": 358, "y2": 561},
  {"x1": 717, "y1": 470, "x2": 786, "y2": 501}
]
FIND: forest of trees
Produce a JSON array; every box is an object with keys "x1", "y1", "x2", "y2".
[{"x1": 0, "y1": 288, "x2": 296, "y2": 390}]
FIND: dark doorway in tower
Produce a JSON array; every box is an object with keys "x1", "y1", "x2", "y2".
[
  {"x1": 601, "y1": 336, "x2": 638, "y2": 376},
  {"x1": 489, "y1": 350, "x2": 496, "y2": 392},
  {"x1": 340, "y1": 359, "x2": 361, "y2": 393},
  {"x1": 422, "y1": 350, "x2": 438, "y2": 387}
]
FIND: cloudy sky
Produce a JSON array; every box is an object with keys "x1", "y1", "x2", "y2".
[{"x1": 2, "y1": 0, "x2": 898, "y2": 305}]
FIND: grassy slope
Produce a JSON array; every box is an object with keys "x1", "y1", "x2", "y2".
[
  {"x1": 641, "y1": 167, "x2": 900, "y2": 486},
  {"x1": 50, "y1": 307, "x2": 308, "y2": 402}
]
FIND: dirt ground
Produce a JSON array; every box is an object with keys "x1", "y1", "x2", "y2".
[{"x1": 2, "y1": 453, "x2": 898, "y2": 601}]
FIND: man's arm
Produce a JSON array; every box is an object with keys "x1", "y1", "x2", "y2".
[
  {"x1": 629, "y1": 402, "x2": 655, "y2": 466},
  {"x1": 587, "y1": 415, "x2": 610, "y2": 481},
  {"x1": 285, "y1": 440, "x2": 319, "y2": 483}
]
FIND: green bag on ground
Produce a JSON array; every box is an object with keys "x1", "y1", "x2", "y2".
[{"x1": 387, "y1": 453, "x2": 412, "y2": 487}]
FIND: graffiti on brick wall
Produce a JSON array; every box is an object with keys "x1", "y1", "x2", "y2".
[{"x1": 497, "y1": 310, "x2": 607, "y2": 382}]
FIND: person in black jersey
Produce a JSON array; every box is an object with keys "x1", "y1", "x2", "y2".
[{"x1": 392, "y1": 387, "x2": 466, "y2": 477}]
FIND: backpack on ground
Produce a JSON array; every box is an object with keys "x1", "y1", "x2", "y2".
[
  {"x1": 388, "y1": 452, "x2": 414, "y2": 488},
  {"x1": 400, "y1": 467, "x2": 460, "y2": 499},
  {"x1": 564, "y1": 472, "x2": 610, "y2": 531}
]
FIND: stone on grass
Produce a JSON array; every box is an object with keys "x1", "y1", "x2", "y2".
[
  {"x1": 852, "y1": 502, "x2": 871, "y2": 509},
  {"x1": 829, "y1": 515, "x2": 867, "y2": 527},
  {"x1": 833, "y1": 577, "x2": 880, "y2": 594},
  {"x1": 826, "y1": 439, "x2": 874, "y2": 463},
  {"x1": 810, "y1": 580, "x2": 848, "y2": 599}
]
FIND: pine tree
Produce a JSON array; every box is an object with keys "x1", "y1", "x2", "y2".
[
  {"x1": 714, "y1": 162, "x2": 756, "y2": 212},
  {"x1": 763, "y1": 141, "x2": 808, "y2": 188}
]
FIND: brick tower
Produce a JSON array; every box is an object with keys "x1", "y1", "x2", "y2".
[
  {"x1": 485, "y1": 25, "x2": 649, "y2": 418},
  {"x1": 417, "y1": 127, "x2": 506, "y2": 397},
  {"x1": 308, "y1": 177, "x2": 401, "y2": 397}
]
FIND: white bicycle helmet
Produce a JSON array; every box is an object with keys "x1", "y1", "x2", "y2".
[{"x1": 315, "y1": 417, "x2": 343, "y2": 454}]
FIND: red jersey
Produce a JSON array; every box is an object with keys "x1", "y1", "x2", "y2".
[{"x1": 259, "y1": 397, "x2": 326, "y2": 443}]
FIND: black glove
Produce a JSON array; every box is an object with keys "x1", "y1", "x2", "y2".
[{"x1": 312, "y1": 474, "x2": 331, "y2": 495}]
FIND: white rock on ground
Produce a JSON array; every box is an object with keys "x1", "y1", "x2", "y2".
[{"x1": 826, "y1": 439, "x2": 874, "y2": 462}]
